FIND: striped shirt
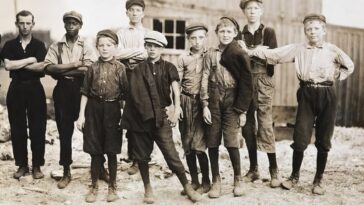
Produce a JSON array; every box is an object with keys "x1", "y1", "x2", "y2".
[{"x1": 116, "y1": 24, "x2": 148, "y2": 61}]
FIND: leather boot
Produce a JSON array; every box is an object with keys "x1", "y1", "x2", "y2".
[
  {"x1": 184, "y1": 183, "x2": 202, "y2": 202},
  {"x1": 106, "y1": 182, "x2": 120, "y2": 202},
  {"x1": 312, "y1": 175, "x2": 325, "y2": 195},
  {"x1": 13, "y1": 166, "x2": 30, "y2": 179},
  {"x1": 281, "y1": 173, "x2": 299, "y2": 190},
  {"x1": 58, "y1": 170, "x2": 71, "y2": 189},
  {"x1": 242, "y1": 166, "x2": 260, "y2": 183},
  {"x1": 85, "y1": 183, "x2": 98, "y2": 203},
  {"x1": 233, "y1": 175, "x2": 244, "y2": 197},
  {"x1": 269, "y1": 167, "x2": 281, "y2": 188},
  {"x1": 208, "y1": 175, "x2": 221, "y2": 198}
]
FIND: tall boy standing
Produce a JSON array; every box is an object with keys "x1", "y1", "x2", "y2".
[
  {"x1": 239, "y1": 0, "x2": 280, "y2": 187},
  {"x1": 122, "y1": 31, "x2": 202, "y2": 204},
  {"x1": 0, "y1": 10, "x2": 47, "y2": 179},
  {"x1": 115, "y1": 0, "x2": 148, "y2": 175},
  {"x1": 201, "y1": 17, "x2": 252, "y2": 198},
  {"x1": 177, "y1": 23, "x2": 211, "y2": 193},
  {"x1": 44, "y1": 11, "x2": 98, "y2": 189},
  {"x1": 247, "y1": 14, "x2": 354, "y2": 195}
]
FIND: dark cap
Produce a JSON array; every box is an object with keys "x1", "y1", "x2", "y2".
[
  {"x1": 144, "y1": 31, "x2": 168, "y2": 47},
  {"x1": 97, "y1": 29, "x2": 118, "y2": 45},
  {"x1": 126, "y1": 0, "x2": 145, "y2": 10},
  {"x1": 303, "y1": 14, "x2": 326, "y2": 24},
  {"x1": 239, "y1": 0, "x2": 263, "y2": 9},
  {"x1": 63, "y1": 11, "x2": 83, "y2": 24},
  {"x1": 185, "y1": 22, "x2": 208, "y2": 35},
  {"x1": 219, "y1": 16, "x2": 240, "y2": 31}
]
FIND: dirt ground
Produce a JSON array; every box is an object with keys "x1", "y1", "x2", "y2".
[{"x1": 0, "y1": 105, "x2": 364, "y2": 205}]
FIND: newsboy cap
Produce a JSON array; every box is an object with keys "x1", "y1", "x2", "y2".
[
  {"x1": 303, "y1": 14, "x2": 326, "y2": 24},
  {"x1": 185, "y1": 22, "x2": 208, "y2": 35},
  {"x1": 97, "y1": 29, "x2": 119, "y2": 45},
  {"x1": 126, "y1": 0, "x2": 145, "y2": 10},
  {"x1": 220, "y1": 16, "x2": 240, "y2": 31},
  {"x1": 144, "y1": 31, "x2": 168, "y2": 47},
  {"x1": 239, "y1": 0, "x2": 263, "y2": 9},
  {"x1": 63, "y1": 11, "x2": 83, "y2": 24}
]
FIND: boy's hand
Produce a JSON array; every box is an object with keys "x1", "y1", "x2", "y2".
[
  {"x1": 178, "y1": 106, "x2": 183, "y2": 121},
  {"x1": 76, "y1": 116, "x2": 85, "y2": 132},
  {"x1": 28, "y1": 57, "x2": 38, "y2": 64},
  {"x1": 237, "y1": 40, "x2": 248, "y2": 52},
  {"x1": 203, "y1": 107, "x2": 212, "y2": 125},
  {"x1": 73, "y1": 61, "x2": 83, "y2": 68},
  {"x1": 238, "y1": 113, "x2": 247, "y2": 127}
]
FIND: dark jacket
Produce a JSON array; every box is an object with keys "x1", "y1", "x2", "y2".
[{"x1": 220, "y1": 40, "x2": 253, "y2": 113}]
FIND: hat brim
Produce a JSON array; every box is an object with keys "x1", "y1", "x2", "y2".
[
  {"x1": 145, "y1": 40, "x2": 165, "y2": 47},
  {"x1": 186, "y1": 27, "x2": 208, "y2": 35},
  {"x1": 63, "y1": 16, "x2": 82, "y2": 24}
]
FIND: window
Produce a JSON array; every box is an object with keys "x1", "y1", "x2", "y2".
[{"x1": 153, "y1": 19, "x2": 186, "y2": 49}]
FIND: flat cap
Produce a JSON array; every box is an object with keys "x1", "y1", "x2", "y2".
[
  {"x1": 144, "y1": 31, "x2": 168, "y2": 47},
  {"x1": 97, "y1": 29, "x2": 118, "y2": 45},
  {"x1": 185, "y1": 22, "x2": 208, "y2": 35},
  {"x1": 303, "y1": 14, "x2": 326, "y2": 24},
  {"x1": 63, "y1": 11, "x2": 83, "y2": 24},
  {"x1": 239, "y1": 0, "x2": 263, "y2": 9},
  {"x1": 126, "y1": 0, "x2": 145, "y2": 10},
  {"x1": 220, "y1": 16, "x2": 240, "y2": 31}
]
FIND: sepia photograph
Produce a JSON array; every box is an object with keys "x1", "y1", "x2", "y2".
[{"x1": 0, "y1": 0, "x2": 363, "y2": 204}]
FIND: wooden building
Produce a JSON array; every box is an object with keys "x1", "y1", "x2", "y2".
[{"x1": 141, "y1": 0, "x2": 364, "y2": 127}]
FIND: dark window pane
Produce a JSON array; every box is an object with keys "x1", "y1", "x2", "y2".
[
  {"x1": 153, "y1": 19, "x2": 162, "y2": 32},
  {"x1": 176, "y1": 21, "x2": 185, "y2": 34},
  {"x1": 176, "y1": 36, "x2": 185, "y2": 49},
  {"x1": 166, "y1": 36, "x2": 174, "y2": 49},
  {"x1": 165, "y1": 20, "x2": 174, "y2": 33}
]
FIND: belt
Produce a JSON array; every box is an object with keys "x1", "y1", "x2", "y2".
[
  {"x1": 92, "y1": 95, "x2": 118, "y2": 102},
  {"x1": 182, "y1": 90, "x2": 200, "y2": 99},
  {"x1": 12, "y1": 78, "x2": 40, "y2": 84},
  {"x1": 299, "y1": 81, "x2": 333, "y2": 87}
]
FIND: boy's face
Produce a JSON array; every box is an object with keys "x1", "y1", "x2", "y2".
[
  {"x1": 97, "y1": 37, "x2": 117, "y2": 60},
  {"x1": 16, "y1": 15, "x2": 34, "y2": 37},
  {"x1": 217, "y1": 26, "x2": 237, "y2": 46},
  {"x1": 243, "y1": 1, "x2": 263, "y2": 23},
  {"x1": 126, "y1": 5, "x2": 144, "y2": 25},
  {"x1": 146, "y1": 42, "x2": 163, "y2": 60},
  {"x1": 187, "y1": 29, "x2": 207, "y2": 52},
  {"x1": 64, "y1": 18, "x2": 82, "y2": 37},
  {"x1": 304, "y1": 20, "x2": 326, "y2": 45}
]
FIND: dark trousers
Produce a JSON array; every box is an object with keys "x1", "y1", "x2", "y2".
[
  {"x1": 291, "y1": 86, "x2": 337, "y2": 153},
  {"x1": 53, "y1": 78, "x2": 82, "y2": 166},
  {"x1": 131, "y1": 119, "x2": 186, "y2": 175},
  {"x1": 7, "y1": 80, "x2": 47, "y2": 167}
]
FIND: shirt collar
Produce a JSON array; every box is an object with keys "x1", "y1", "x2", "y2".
[
  {"x1": 147, "y1": 57, "x2": 163, "y2": 64},
  {"x1": 60, "y1": 35, "x2": 84, "y2": 46},
  {"x1": 242, "y1": 24, "x2": 265, "y2": 34},
  {"x1": 16, "y1": 35, "x2": 34, "y2": 45},
  {"x1": 305, "y1": 41, "x2": 325, "y2": 49},
  {"x1": 99, "y1": 57, "x2": 117, "y2": 64},
  {"x1": 128, "y1": 23, "x2": 144, "y2": 30},
  {"x1": 188, "y1": 48, "x2": 208, "y2": 56}
]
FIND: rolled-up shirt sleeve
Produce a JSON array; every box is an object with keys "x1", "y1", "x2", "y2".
[
  {"x1": 252, "y1": 44, "x2": 297, "y2": 65},
  {"x1": 200, "y1": 51, "x2": 212, "y2": 108},
  {"x1": 80, "y1": 64, "x2": 93, "y2": 97},
  {"x1": 82, "y1": 43, "x2": 97, "y2": 67},
  {"x1": 44, "y1": 43, "x2": 59, "y2": 66}
]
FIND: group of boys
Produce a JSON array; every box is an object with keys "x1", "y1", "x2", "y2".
[{"x1": 0, "y1": 0, "x2": 354, "y2": 203}]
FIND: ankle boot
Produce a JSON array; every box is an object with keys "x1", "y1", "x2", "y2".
[
  {"x1": 281, "y1": 172, "x2": 299, "y2": 190},
  {"x1": 85, "y1": 183, "x2": 98, "y2": 203},
  {"x1": 58, "y1": 169, "x2": 71, "y2": 189},
  {"x1": 143, "y1": 184, "x2": 155, "y2": 204},
  {"x1": 242, "y1": 166, "x2": 260, "y2": 182},
  {"x1": 184, "y1": 183, "x2": 202, "y2": 202},
  {"x1": 106, "y1": 182, "x2": 119, "y2": 202},
  {"x1": 312, "y1": 175, "x2": 325, "y2": 195},
  {"x1": 269, "y1": 167, "x2": 281, "y2": 188},
  {"x1": 233, "y1": 175, "x2": 244, "y2": 197},
  {"x1": 208, "y1": 175, "x2": 221, "y2": 198}
]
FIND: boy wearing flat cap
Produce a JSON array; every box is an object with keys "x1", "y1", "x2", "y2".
[
  {"x1": 116, "y1": 0, "x2": 148, "y2": 175},
  {"x1": 77, "y1": 29, "x2": 128, "y2": 203},
  {"x1": 239, "y1": 0, "x2": 280, "y2": 188},
  {"x1": 44, "y1": 10, "x2": 99, "y2": 189},
  {"x1": 246, "y1": 14, "x2": 354, "y2": 195},
  {"x1": 122, "y1": 31, "x2": 202, "y2": 204},
  {"x1": 177, "y1": 22, "x2": 211, "y2": 194},
  {"x1": 201, "y1": 17, "x2": 252, "y2": 198}
]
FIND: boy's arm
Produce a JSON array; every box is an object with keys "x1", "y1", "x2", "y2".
[
  {"x1": 250, "y1": 44, "x2": 297, "y2": 65},
  {"x1": 200, "y1": 52, "x2": 212, "y2": 125},
  {"x1": 334, "y1": 46, "x2": 355, "y2": 80},
  {"x1": 4, "y1": 57, "x2": 37, "y2": 70},
  {"x1": 76, "y1": 95, "x2": 88, "y2": 132},
  {"x1": 119, "y1": 64, "x2": 129, "y2": 100},
  {"x1": 266, "y1": 28, "x2": 278, "y2": 72},
  {"x1": 170, "y1": 80, "x2": 181, "y2": 127},
  {"x1": 24, "y1": 62, "x2": 46, "y2": 72},
  {"x1": 176, "y1": 55, "x2": 185, "y2": 86}
]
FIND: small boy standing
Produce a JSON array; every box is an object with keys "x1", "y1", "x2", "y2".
[
  {"x1": 177, "y1": 23, "x2": 211, "y2": 193},
  {"x1": 239, "y1": 0, "x2": 280, "y2": 188},
  {"x1": 247, "y1": 14, "x2": 354, "y2": 195},
  {"x1": 201, "y1": 17, "x2": 252, "y2": 198},
  {"x1": 122, "y1": 31, "x2": 202, "y2": 204},
  {"x1": 77, "y1": 30, "x2": 128, "y2": 203}
]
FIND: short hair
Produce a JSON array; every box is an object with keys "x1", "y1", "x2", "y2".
[
  {"x1": 304, "y1": 19, "x2": 326, "y2": 30},
  {"x1": 16, "y1": 10, "x2": 34, "y2": 23},
  {"x1": 215, "y1": 18, "x2": 238, "y2": 33}
]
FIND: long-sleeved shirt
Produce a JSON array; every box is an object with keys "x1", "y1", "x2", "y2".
[
  {"x1": 44, "y1": 35, "x2": 96, "y2": 68},
  {"x1": 251, "y1": 42, "x2": 354, "y2": 82},
  {"x1": 200, "y1": 48, "x2": 237, "y2": 108},
  {"x1": 81, "y1": 58, "x2": 128, "y2": 101},
  {"x1": 116, "y1": 24, "x2": 148, "y2": 61},
  {"x1": 177, "y1": 49, "x2": 207, "y2": 95}
]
